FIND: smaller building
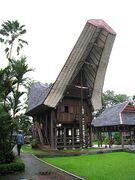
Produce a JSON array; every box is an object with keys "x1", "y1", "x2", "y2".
[{"x1": 92, "y1": 101, "x2": 135, "y2": 147}]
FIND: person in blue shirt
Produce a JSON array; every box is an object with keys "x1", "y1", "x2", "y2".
[{"x1": 16, "y1": 131, "x2": 24, "y2": 156}]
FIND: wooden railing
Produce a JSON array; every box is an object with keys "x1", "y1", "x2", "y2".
[
  {"x1": 57, "y1": 112, "x2": 90, "y2": 123},
  {"x1": 57, "y1": 112, "x2": 80, "y2": 123}
]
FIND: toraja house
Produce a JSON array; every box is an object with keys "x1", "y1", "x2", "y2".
[
  {"x1": 26, "y1": 19, "x2": 116, "y2": 149},
  {"x1": 92, "y1": 101, "x2": 135, "y2": 148}
]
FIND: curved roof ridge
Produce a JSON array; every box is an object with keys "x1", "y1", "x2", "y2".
[
  {"x1": 87, "y1": 19, "x2": 116, "y2": 35},
  {"x1": 44, "y1": 19, "x2": 116, "y2": 109}
]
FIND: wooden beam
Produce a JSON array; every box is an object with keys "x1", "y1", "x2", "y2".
[
  {"x1": 64, "y1": 127, "x2": 66, "y2": 149},
  {"x1": 120, "y1": 132, "x2": 124, "y2": 148},
  {"x1": 72, "y1": 128, "x2": 75, "y2": 149},
  {"x1": 55, "y1": 127, "x2": 57, "y2": 150},
  {"x1": 51, "y1": 110, "x2": 54, "y2": 149},
  {"x1": 97, "y1": 131, "x2": 100, "y2": 147},
  {"x1": 100, "y1": 132, "x2": 102, "y2": 148},
  {"x1": 89, "y1": 126, "x2": 93, "y2": 147},
  {"x1": 108, "y1": 132, "x2": 112, "y2": 148}
]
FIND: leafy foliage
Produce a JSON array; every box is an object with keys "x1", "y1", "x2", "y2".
[
  {"x1": 94, "y1": 90, "x2": 129, "y2": 117},
  {"x1": 0, "y1": 158, "x2": 25, "y2": 174},
  {"x1": 0, "y1": 105, "x2": 16, "y2": 163},
  {"x1": 0, "y1": 20, "x2": 32, "y2": 163},
  {"x1": 0, "y1": 20, "x2": 28, "y2": 60}
]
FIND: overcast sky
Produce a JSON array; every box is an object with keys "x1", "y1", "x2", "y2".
[{"x1": 0, "y1": 0, "x2": 135, "y2": 96}]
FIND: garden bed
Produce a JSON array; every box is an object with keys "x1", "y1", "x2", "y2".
[{"x1": 0, "y1": 158, "x2": 25, "y2": 175}]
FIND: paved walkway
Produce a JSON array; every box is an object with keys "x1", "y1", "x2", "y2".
[
  {"x1": 0, "y1": 153, "x2": 80, "y2": 180},
  {"x1": 1, "y1": 145, "x2": 130, "y2": 180}
]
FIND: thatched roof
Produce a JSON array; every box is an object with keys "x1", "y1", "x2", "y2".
[
  {"x1": 44, "y1": 19, "x2": 116, "y2": 110},
  {"x1": 26, "y1": 19, "x2": 116, "y2": 115},
  {"x1": 92, "y1": 101, "x2": 135, "y2": 127},
  {"x1": 26, "y1": 82, "x2": 52, "y2": 115}
]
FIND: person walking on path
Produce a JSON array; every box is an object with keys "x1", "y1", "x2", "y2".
[{"x1": 16, "y1": 131, "x2": 24, "y2": 156}]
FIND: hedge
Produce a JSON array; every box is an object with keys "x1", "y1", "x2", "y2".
[{"x1": 0, "y1": 158, "x2": 25, "y2": 174}]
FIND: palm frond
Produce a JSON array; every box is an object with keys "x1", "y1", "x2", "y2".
[
  {"x1": 17, "y1": 46, "x2": 20, "y2": 55},
  {"x1": 20, "y1": 29, "x2": 26, "y2": 35},
  {"x1": 0, "y1": 37, "x2": 4, "y2": 42},
  {"x1": 0, "y1": 29, "x2": 9, "y2": 36},
  {"x1": 18, "y1": 38, "x2": 28, "y2": 45},
  {"x1": 4, "y1": 47, "x2": 9, "y2": 54}
]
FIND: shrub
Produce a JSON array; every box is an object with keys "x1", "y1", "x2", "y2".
[
  {"x1": 124, "y1": 139, "x2": 130, "y2": 145},
  {"x1": 0, "y1": 151, "x2": 15, "y2": 164},
  {"x1": 113, "y1": 132, "x2": 121, "y2": 145},
  {"x1": 0, "y1": 158, "x2": 25, "y2": 174},
  {"x1": 0, "y1": 105, "x2": 16, "y2": 163},
  {"x1": 30, "y1": 138, "x2": 38, "y2": 148}
]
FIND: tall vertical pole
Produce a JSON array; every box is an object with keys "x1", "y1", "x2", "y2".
[
  {"x1": 121, "y1": 131, "x2": 124, "y2": 148},
  {"x1": 51, "y1": 110, "x2": 54, "y2": 149},
  {"x1": 80, "y1": 70, "x2": 86, "y2": 148}
]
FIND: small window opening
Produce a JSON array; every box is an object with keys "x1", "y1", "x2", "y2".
[
  {"x1": 68, "y1": 129, "x2": 71, "y2": 136},
  {"x1": 64, "y1": 106, "x2": 69, "y2": 113}
]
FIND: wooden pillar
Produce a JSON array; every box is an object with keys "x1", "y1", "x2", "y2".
[
  {"x1": 55, "y1": 128, "x2": 57, "y2": 149},
  {"x1": 89, "y1": 126, "x2": 93, "y2": 147},
  {"x1": 133, "y1": 131, "x2": 135, "y2": 144},
  {"x1": 45, "y1": 113, "x2": 48, "y2": 136},
  {"x1": 64, "y1": 127, "x2": 66, "y2": 149},
  {"x1": 97, "y1": 131, "x2": 100, "y2": 147},
  {"x1": 129, "y1": 131, "x2": 132, "y2": 145},
  {"x1": 44, "y1": 113, "x2": 49, "y2": 145},
  {"x1": 51, "y1": 110, "x2": 54, "y2": 149},
  {"x1": 72, "y1": 128, "x2": 75, "y2": 149},
  {"x1": 121, "y1": 131, "x2": 124, "y2": 148},
  {"x1": 108, "y1": 132, "x2": 112, "y2": 148},
  {"x1": 100, "y1": 132, "x2": 102, "y2": 148}
]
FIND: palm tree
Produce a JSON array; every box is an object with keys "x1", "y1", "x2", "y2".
[
  {"x1": 0, "y1": 20, "x2": 33, "y2": 163},
  {"x1": 11, "y1": 56, "x2": 33, "y2": 117},
  {"x1": 0, "y1": 66, "x2": 14, "y2": 108},
  {"x1": 0, "y1": 20, "x2": 28, "y2": 60}
]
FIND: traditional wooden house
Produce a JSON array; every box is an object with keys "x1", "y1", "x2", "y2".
[
  {"x1": 26, "y1": 19, "x2": 116, "y2": 149},
  {"x1": 92, "y1": 101, "x2": 135, "y2": 148}
]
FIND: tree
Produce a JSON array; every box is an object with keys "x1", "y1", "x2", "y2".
[
  {"x1": 10, "y1": 56, "x2": 33, "y2": 117},
  {"x1": 0, "y1": 20, "x2": 28, "y2": 60},
  {"x1": 0, "y1": 20, "x2": 32, "y2": 163},
  {"x1": 102, "y1": 90, "x2": 128, "y2": 108},
  {"x1": 94, "y1": 90, "x2": 129, "y2": 117},
  {"x1": 0, "y1": 104, "x2": 15, "y2": 163}
]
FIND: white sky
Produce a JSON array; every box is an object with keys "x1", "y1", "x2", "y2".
[{"x1": 0, "y1": 0, "x2": 135, "y2": 96}]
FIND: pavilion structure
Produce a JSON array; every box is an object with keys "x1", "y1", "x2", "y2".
[
  {"x1": 92, "y1": 101, "x2": 135, "y2": 148},
  {"x1": 26, "y1": 19, "x2": 116, "y2": 149}
]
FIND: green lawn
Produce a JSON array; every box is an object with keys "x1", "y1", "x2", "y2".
[
  {"x1": 22, "y1": 144, "x2": 99, "y2": 154},
  {"x1": 62, "y1": 147, "x2": 98, "y2": 153},
  {"x1": 41, "y1": 152, "x2": 135, "y2": 180},
  {"x1": 21, "y1": 144, "x2": 47, "y2": 154}
]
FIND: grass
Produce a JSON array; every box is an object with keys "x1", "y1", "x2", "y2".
[
  {"x1": 22, "y1": 144, "x2": 47, "y2": 154},
  {"x1": 41, "y1": 152, "x2": 135, "y2": 180},
  {"x1": 62, "y1": 147, "x2": 99, "y2": 153},
  {"x1": 22, "y1": 144, "x2": 99, "y2": 154}
]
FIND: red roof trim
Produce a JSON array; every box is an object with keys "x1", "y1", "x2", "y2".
[{"x1": 87, "y1": 19, "x2": 116, "y2": 35}]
